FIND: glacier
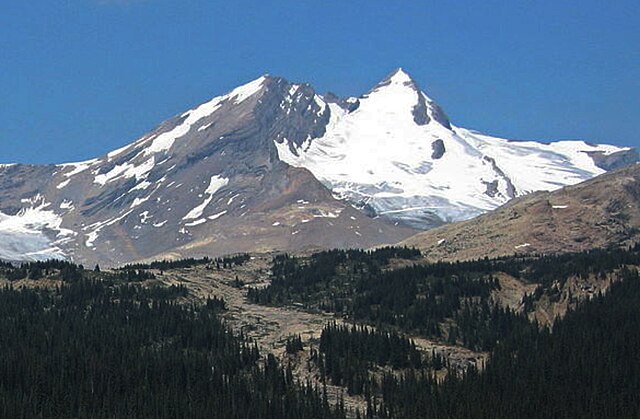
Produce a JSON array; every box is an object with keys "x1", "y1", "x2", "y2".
[{"x1": 274, "y1": 68, "x2": 633, "y2": 228}]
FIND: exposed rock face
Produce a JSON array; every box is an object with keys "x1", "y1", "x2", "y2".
[
  {"x1": 588, "y1": 148, "x2": 639, "y2": 171},
  {"x1": 274, "y1": 69, "x2": 635, "y2": 229},
  {"x1": 0, "y1": 76, "x2": 416, "y2": 266},
  {"x1": 0, "y1": 69, "x2": 635, "y2": 265},
  {"x1": 431, "y1": 139, "x2": 446, "y2": 159}
]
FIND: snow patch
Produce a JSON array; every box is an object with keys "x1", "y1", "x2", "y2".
[
  {"x1": 229, "y1": 76, "x2": 266, "y2": 104},
  {"x1": 107, "y1": 143, "x2": 133, "y2": 161},
  {"x1": 130, "y1": 196, "x2": 150, "y2": 209},
  {"x1": 94, "y1": 156, "x2": 155, "y2": 186},
  {"x1": 227, "y1": 194, "x2": 240, "y2": 205},
  {"x1": 198, "y1": 122, "x2": 213, "y2": 132},
  {"x1": 312, "y1": 209, "x2": 342, "y2": 218},
  {"x1": 142, "y1": 76, "x2": 265, "y2": 155},
  {"x1": 145, "y1": 99, "x2": 223, "y2": 155},
  {"x1": 59, "y1": 159, "x2": 100, "y2": 178},
  {"x1": 85, "y1": 230, "x2": 100, "y2": 248},
  {"x1": 139, "y1": 211, "x2": 152, "y2": 224},
  {"x1": 56, "y1": 179, "x2": 70, "y2": 189},
  {"x1": 183, "y1": 175, "x2": 229, "y2": 220},
  {"x1": 130, "y1": 181, "x2": 151, "y2": 192},
  {"x1": 185, "y1": 218, "x2": 207, "y2": 227},
  {"x1": 84, "y1": 209, "x2": 134, "y2": 248},
  {"x1": 60, "y1": 200, "x2": 74, "y2": 210},
  {"x1": 208, "y1": 210, "x2": 227, "y2": 220}
]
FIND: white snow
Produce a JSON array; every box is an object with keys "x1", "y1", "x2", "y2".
[
  {"x1": 94, "y1": 156, "x2": 155, "y2": 186},
  {"x1": 229, "y1": 76, "x2": 266, "y2": 104},
  {"x1": 552, "y1": 205, "x2": 569, "y2": 209},
  {"x1": 198, "y1": 122, "x2": 213, "y2": 132},
  {"x1": 275, "y1": 68, "x2": 631, "y2": 226},
  {"x1": 85, "y1": 230, "x2": 100, "y2": 248},
  {"x1": 56, "y1": 179, "x2": 70, "y2": 189},
  {"x1": 139, "y1": 211, "x2": 152, "y2": 224},
  {"x1": 60, "y1": 200, "x2": 74, "y2": 210},
  {"x1": 144, "y1": 99, "x2": 223, "y2": 155},
  {"x1": 107, "y1": 143, "x2": 133, "y2": 160},
  {"x1": 456, "y1": 130, "x2": 624, "y2": 195},
  {"x1": 84, "y1": 209, "x2": 134, "y2": 248},
  {"x1": 208, "y1": 210, "x2": 227, "y2": 220},
  {"x1": 312, "y1": 209, "x2": 342, "y2": 218},
  {"x1": 185, "y1": 218, "x2": 207, "y2": 227},
  {"x1": 58, "y1": 158, "x2": 100, "y2": 178},
  {"x1": 130, "y1": 181, "x2": 151, "y2": 192},
  {"x1": 142, "y1": 76, "x2": 265, "y2": 156},
  {"x1": 130, "y1": 196, "x2": 150, "y2": 209},
  {"x1": 515, "y1": 243, "x2": 531, "y2": 249},
  {"x1": 227, "y1": 194, "x2": 240, "y2": 205},
  {"x1": 153, "y1": 220, "x2": 168, "y2": 228},
  {"x1": 314, "y1": 95, "x2": 327, "y2": 114},
  {"x1": 0, "y1": 196, "x2": 75, "y2": 261},
  {"x1": 183, "y1": 175, "x2": 229, "y2": 220},
  {"x1": 203, "y1": 176, "x2": 228, "y2": 195},
  {"x1": 379, "y1": 206, "x2": 440, "y2": 215}
]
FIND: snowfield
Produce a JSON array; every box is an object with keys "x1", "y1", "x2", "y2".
[
  {"x1": 0, "y1": 196, "x2": 73, "y2": 261},
  {"x1": 275, "y1": 69, "x2": 630, "y2": 227}
]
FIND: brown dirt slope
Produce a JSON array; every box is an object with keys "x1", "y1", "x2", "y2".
[{"x1": 402, "y1": 164, "x2": 640, "y2": 261}]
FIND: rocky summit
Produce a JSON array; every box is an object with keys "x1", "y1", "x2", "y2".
[{"x1": 0, "y1": 69, "x2": 635, "y2": 265}]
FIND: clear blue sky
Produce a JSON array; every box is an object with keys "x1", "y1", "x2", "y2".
[{"x1": 1, "y1": 0, "x2": 639, "y2": 164}]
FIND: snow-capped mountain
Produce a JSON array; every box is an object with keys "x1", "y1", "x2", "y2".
[
  {"x1": 275, "y1": 68, "x2": 636, "y2": 228},
  {"x1": 0, "y1": 74, "x2": 416, "y2": 265},
  {"x1": 0, "y1": 69, "x2": 635, "y2": 265}
]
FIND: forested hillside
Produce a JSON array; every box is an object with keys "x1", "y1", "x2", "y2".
[
  {"x1": 249, "y1": 245, "x2": 640, "y2": 417},
  {"x1": 1, "y1": 246, "x2": 639, "y2": 418},
  {"x1": 375, "y1": 266, "x2": 640, "y2": 418},
  {"x1": 0, "y1": 270, "x2": 346, "y2": 419}
]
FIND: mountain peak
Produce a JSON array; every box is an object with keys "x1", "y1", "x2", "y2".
[
  {"x1": 374, "y1": 67, "x2": 419, "y2": 91},
  {"x1": 0, "y1": 69, "x2": 635, "y2": 266},
  {"x1": 365, "y1": 68, "x2": 451, "y2": 129},
  {"x1": 226, "y1": 75, "x2": 268, "y2": 101},
  {"x1": 387, "y1": 67, "x2": 414, "y2": 84}
]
